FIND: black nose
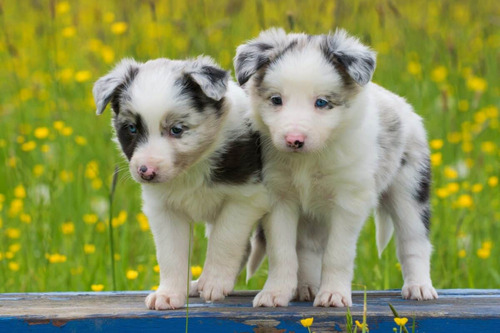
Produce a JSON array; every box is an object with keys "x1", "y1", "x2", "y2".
[
  {"x1": 139, "y1": 165, "x2": 148, "y2": 173},
  {"x1": 287, "y1": 140, "x2": 304, "y2": 149}
]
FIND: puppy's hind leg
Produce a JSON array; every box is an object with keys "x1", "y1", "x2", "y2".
[{"x1": 384, "y1": 158, "x2": 438, "y2": 300}]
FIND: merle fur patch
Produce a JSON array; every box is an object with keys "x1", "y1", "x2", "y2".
[{"x1": 114, "y1": 112, "x2": 149, "y2": 160}]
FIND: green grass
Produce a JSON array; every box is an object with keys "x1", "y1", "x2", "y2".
[{"x1": 0, "y1": 0, "x2": 498, "y2": 293}]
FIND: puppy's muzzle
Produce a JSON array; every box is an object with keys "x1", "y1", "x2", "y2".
[
  {"x1": 138, "y1": 165, "x2": 157, "y2": 181},
  {"x1": 285, "y1": 133, "x2": 305, "y2": 150}
]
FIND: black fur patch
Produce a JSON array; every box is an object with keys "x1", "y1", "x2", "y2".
[
  {"x1": 210, "y1": 130, "x2": 262, "y2": 184},
  {"x1": 420, "y1": 205, "x2": 431, "y2": 232},
  {"x1": 176, "y1": 75, "x2": 225, "y2": 116},
  {"x1": 110, "y1": 67, "x2": 139, "y2": 114},
  {"x1": 114, "y1": 113, "x2": 148, "y2": 160},
  {"x1": 415, "y1": 158, "x2": 431, "y2": 204}
]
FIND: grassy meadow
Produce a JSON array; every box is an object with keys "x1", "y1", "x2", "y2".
[{"x1": 0, "y1": 0, "x2": 498, "y2": 294}]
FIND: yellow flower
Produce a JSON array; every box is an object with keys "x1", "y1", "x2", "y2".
[
  {"x1": 84, "y1": 244, "x2": 96, "y2": 254},
  {"x1": 53, "y1": 121, "x2": 65, "y2": 131},
  {"x1": 154, "y1": 265, "x2": 160, "y2": 273},
  {"x1": 430, "y1": 139, "x2": 443, "y2": 150},
  {"x1": 41, "y1": 144, "x2": 50, "y2": 153},
  {"x1": 355, "y1": 320, "x2": 369, "y2": 330},
  {"x1": 488, "y1": 176, "x2": 498, "y2": 187},
  {"x1": 151, "y1": 285, "x2": 158, "y2": 291},
  {"x1": 436, "y1": 188, "x2": 449, "y2": 199},
  {"x1": 447, "y1": 132, "x2": 461, "y2": 144},
  {"x1": 137, "y1": 213, "x2": 150, "y2": 231},
  {"x1": 191, "y1": 265, "x2": 203, "y2": 278},
  {"x1": 485, "y1": 105, "x2": 498, "y2": 118},
  {"x1": 471, "y1": 184, "x2": 483, "y2": 193},
  {"x1": 481, "y1": 141, "x2": 496, "y2": 154},
  {"x1": 458, "y1": 100, "x2": 469, "y2": 112},
  {"x1": 394, "y1": 317, "x2": 408, "y2": 327},
  {"x1": 458, "y1": 249, "x2": 466, "y2": 258},
  {"x1": 59, "y1": 170, "x2": 74, "y2": 183},
  {"x1": 75, "y1": 70, "x2": 92, "y2": 82},
  {"x1": 447, "y1": 182, "x2": 459, "y2": 194},
  {"x1": 430, "y1": 66, "x2": 447, "y2": 83},
  {"x1": 34, "y1": 127, "x2": 50, "y2": 139},
  {"x1": 21, "y1": 141, "x2": 36, "y2": 152},
  {"x1": 407, "y1": 61, "x2": 421, "y2": 76},
  {"x1": 103, "y1": 12, "x2": 115, "y2": 23},
  {"x1": 91, "y1": 178, "x2": 103, "y2": 190},
  {"x1": 85, "y1": 161, "x2": 99, "y2": 179},
  {"x1": 47, "y1": 253, "x2": 67, "y2": 263},
  {"x1": 112, "y1": 210, "x2": 128, "y2": 228},
  {"x1": 477, "y1": 248, "x2": 490, "y2": 259},
  {"x1": 83, "y1": 213, "x2": 98, "y2": 224},
  {"x1": 62, "y1": 26, "x2": 76, "y2": 38},
  {"x1": 101, "y1": 46, "x2": 115, "y2": 64},
  {"x1": 14, "y1": 184, "x2": 26, "y2": 198},
  {"x1": 20, "y1": 213, "x2": 32, "y2": 224},
  {"x1": 55, "y1": 1, "x2": 70, "y2": 14},
  {"x1": 91, "y1": 284, "x2": 105, "y2": 292},
  {"x1": 9, "y1": 262, "x2": 20, "y2": 271},
  {"x1": 75, "y1": 136, "x2": 87, "y2": 145},
  {"x1": 9, "y1": 243, "x2": 21, "y2": 253},
  {"x1": 126, "y1": 270, "x2": 139, "y2": 280},
  {"x1": 430, "y1": 152, "x2": 442, "y2": 167},
  {"x1": 461, "y1": 142, "x2": 473, "y2": 153},
  {"x1": 6, "y1": 228, "x2": 21, "y2": 239},
  {"x1": 455, "y1": 194, "x2": 473, "y2": 208},
  {"x1": 466, "y1": 76, "x2": 487, "y2": 92},
  {"x1": 61, "y1": 221, "x2": 75, "y2": 235},
  {"x1": 96, "y1": 222, "x2": 106, "y2": 232},
  {"x1": 111, "y1": 22, "x2": 128, "y2": 35},
  {"x1": 300, "y1": 317, "x2": 314, "y2": 328},
  {"x1": 483, "y1": 241, "x2": 493, "y2": 250},
  {"x1": 61, "y1": 126, "x2": 73, "y2": 136},
  {"x1": 33, "y1": 164, "x2": 45, "y2": 177},
  {"x1": 71, "y1": 266, "x2": 83, "y2": 275},
  {"x1": 444, "y1": 167, "x2": 458, "y2": 179},
  {"x1": 9, "y1": 199, "x2": 23, "y2": 217}
]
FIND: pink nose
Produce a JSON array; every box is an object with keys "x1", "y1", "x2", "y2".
[
  {"x1": 285, "y1": 133, "x2": 306, "y2": 149},
  {"x1": 138, "y1": 165, "x2": 157, "y2": 181}
]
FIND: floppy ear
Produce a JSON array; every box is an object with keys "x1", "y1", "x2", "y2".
[
  {"x1": 92, "y1": 58, "x2": 140, "y2": 115},
  {"x1": 186, "y1": 63, "x2": 230, "y2": 101},
  {"x1": 322, "y1": 29, "x2": 376, "y2": 86},
  {"x1": 233, "y1": 28, "x2": 289, "y2": 86}
]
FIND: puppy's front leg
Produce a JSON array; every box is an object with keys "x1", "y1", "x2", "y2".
[
  {"x1": 253, "y1": 202, "x2": 299, "y2": 307},
  {"x1": 145, "y1": 209, "x2": 191, "y2": 310},
  {"x1": 314, "y1": 205, "x2": 370, "y2": 308},
  {"x1": 197, "y1": 200, "x2": 265, "y2": 302}
]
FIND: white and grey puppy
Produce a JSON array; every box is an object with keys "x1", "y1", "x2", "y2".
[
  {"x1": 93, "y1": 57, "x2": 268, "y2": 310},
  {"x1": 234, "y1": 28, "x2": 438, "y2": 307}
]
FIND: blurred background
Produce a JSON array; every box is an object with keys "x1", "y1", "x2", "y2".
[{"x1": 0, "y1": 0, "x2": 498, "y2": 293}]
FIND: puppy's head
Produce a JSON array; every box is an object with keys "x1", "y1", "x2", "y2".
[
  {"x1": 234, "y1": 28, "x2": 376, "y2": 153},
  {"x1": 93, "y1": 57, "x2": 230, "y2": 183}
]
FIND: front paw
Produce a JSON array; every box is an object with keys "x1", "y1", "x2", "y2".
[
  {"x1": 145, "y1": 289, "x2": 186, "y2": 310},
  {"x1": 296, "y1": 283, "x2": 319, "y2": 302},
  {"x1": 197, "y1": 273, "x2": 234, "y2": 302},
  {"x1": 189, "y1": 280, "x2": 200, "y2": 297},
  {"x1": 402, "y1": 282, "x2": 438, "y2": 300},
  {"x1": 313, "y1": 289, "x2": 352, "y2": 307},
  {"x1": 253, "y1": 287, "x2": 295, "y2": 307}
]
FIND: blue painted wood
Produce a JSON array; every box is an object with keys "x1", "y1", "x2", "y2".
[{"x1": 0, "y1": 290, "x2": 499, "y2": 332}]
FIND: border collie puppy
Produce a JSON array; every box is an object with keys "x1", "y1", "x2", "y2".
[
  {"x1": 93, "y1": 57, "x2": 268, "y2": 310},
  {"x1": 234, "y1": 28, "x2": 437, "y2": 307}
]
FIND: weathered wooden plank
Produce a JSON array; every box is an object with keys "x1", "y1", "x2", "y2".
[{"x1": 0, "y1": 290, "x2": 499, "y2": 332}]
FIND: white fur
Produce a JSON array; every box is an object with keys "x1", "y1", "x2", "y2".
[{"x1": 235, "y1": 28, "x2": 437, "y2": 307}]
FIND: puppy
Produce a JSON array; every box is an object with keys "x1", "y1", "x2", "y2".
[
  {"x1": 234, "y1": 28, "x2": 438, "y2": 307},
  {"x1": 93, "y1": 57, "x2": 268, "y2": 310}
]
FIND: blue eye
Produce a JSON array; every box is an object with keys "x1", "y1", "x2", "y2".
[
  {"x1": 128, "y1": 124, "x2": 137, "y2": 134},
  {"x1": 170, "y1": 125, "x2": 184, "y2": 137},
  {"x1": 315, "y1": 98, "x2": 328, "y2": 108},
  {"x1": 270, "y1": 95, "x2": 283, "y2": 106}
]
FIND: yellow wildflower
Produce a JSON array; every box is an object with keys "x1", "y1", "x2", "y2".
[
  {"x1": 430, "y1": 152, "x2": 442, "y2": 167},
  {"x1": 20, "y1": 213, "x2": 32, "y2": 224},
  {"x1": 62, "y1": 26, "x2": 76, "y2": 38},
  {"x1": 9, "y1": 262, "x2": 20, "y2": 271},
  {"x1": 14, "y1": 185, "x2": 26, "y2": 198},
  {"x1": 71, "y1": 267, "x2": 83, "y2": 275},
  {"x1": 112, "y1": 210, "x2": 128, "y2": 227},
  {"x1": 477, "y1": 248, "x2": 490, "y2": 259},
  {"x1": 481, "y1": 141, "x2": 496, "y2": 154},
  {"x1": 485, "y1": 105, "x2": 498, "y2": 118},
  {"x1": 355, "y1": 320, "x2": 369, "y2": 330},
  {"x1": 488, "y1": 176, "x2": 498, "y2": 187},
  {"x1": 154, "y1": 265, "x2": 160, "y2": 273},
  {"x1": 111, "y1": 22, "x2": 128, "y2": 35},
  {"x1": 85, "y1": 161, "x2": 99, "y2": 179},
  {"x1": 75, "y1": 71, "x2": 92, "y2": 83},
  {"x1": 394, "y1": 317, "x2": 408, "y2": 327},
  {"x1": 84, "y1": 244, "x2": 96, "y2": 254},
  {"x1": 91, "y1": 284, "x2": 105, "y2": 292},
  {"x1": 471, "y1": 184, "x2": 483, "y2": 193},
  {"x1": 41, "y1": 144, "x2": 50, "y2": 153},
  {"x1": 483, "y1": 241, "x2": 492, "y2": 250},
  {"x1": 458, "y1": 100, "x2": 469, "y2": 112},
  {"x1": 458, "y1": 249, "x2": 466, "y2": 258},
  {"x1": 191, "y1": 265, "x2": 203, "y2": 278},
  {"x1": 103, "y1": 12, "x2": 115, "y2": 23},
  {"x1": 461, "y1": 142, "x2": 473, "y2": 153},
  {"x1": 101, "y1": 46, "x2": 115, "y2": 64},
  {"x1": 34, "y1": 127, "x2": 50, "y2": 139},
  {"x1": 47, "y1": 253, "x2": 67, "y2": 263},
  {"x1": 33, "y1": 164, "x2": 45, "y2": 177},
  {"x1": 137, "y1": 213, "x2": 150, "y2": 231},
  {"x1": 430, "y1": 66, "x2": 447, "y2": 83},
  {"x1": 455, "y1": 194, "x2": 473, "y2": 208},
  {"x1": 444, "y1": 167, "x2": 458, "y2": 179},
  {"x1": 9, "y1": 243, "x2": 21, "y2": 253},
  {"x1": 59, "y1": 170, "x2": 74, "y2": 183},
  {"x1": 430, "y1": 139, "x2": 443, "y2": 150},
  {"x1": 436, "y1": 188, "x2": 449, "y2": 199},
  {"x1": 447, "y1": 132, "x2": 461, "y2": 143},
  {"x1": 83, "y1": 213, "x2": 98, "y2": 224},
  {"x1": 6, "y1": 228, "x2": 21, "y2": 239},
  {"x1": 61, "y1": 126, "x2": 73, "y2": 136},
  {"x1": 96, "y1": 222, "x2": 106, "y2": 232},
  {"x1": 446, "y1": 182, "x2": 459, "y2": 193},
  {"x1": 75, "y1": 136, "x2": 87, "y2": 145},
  {"x1": 151, "y1": 285, "x2": 158, "y2": 291},
  {"x1": 9, "y1": 199, "x2": 23, "y2": 217},
  {"x1": 21, "y1": 141, "x2": 36, "y2": 152},
  {"x1": 407, "y1": 61, "x2": 421, "y2": 76},
  {"x1": 61, "y1": 221, "x2": 75, "y2": 235},
  {"x1": 126, "y1": 270, "x2": 139, "y2": 280},
  {"x1": 466, "y1": 76, "x2": 487, "y2": 92},
  {"x1": 91, "y1": 178, "x2": 103, "y2": 190},
  {"x1": 55, "y1": 1, "x2": 70, "y2": 14},
  {"x1": 300, "y1": 317, "x2": 314, "y2": 328},
  {"x1": 53, "y1": 121, "x2": 65, "y2": 131}
]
